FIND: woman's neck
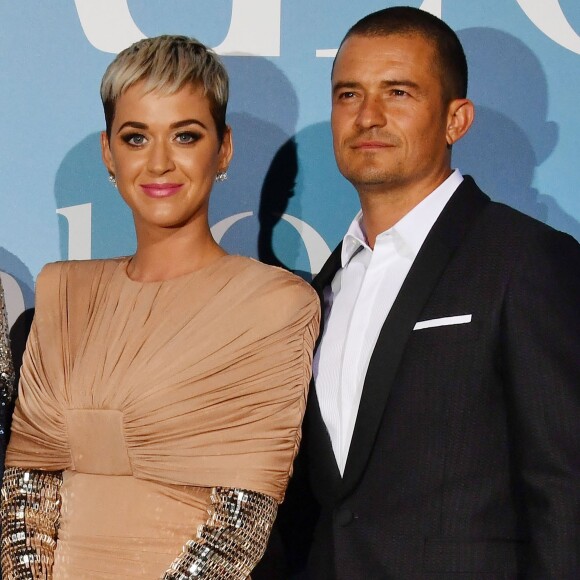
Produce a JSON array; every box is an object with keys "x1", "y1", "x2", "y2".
[{"x1": 128, "y1": 226, "x2": 226, "y2": 282}]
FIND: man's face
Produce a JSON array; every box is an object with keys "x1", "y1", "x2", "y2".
[{"x1": 331, "y1": 33, "x2": 454, "y2": 196}]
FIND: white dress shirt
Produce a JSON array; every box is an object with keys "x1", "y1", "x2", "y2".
[{"x1": 313, "y1": 170, "x2": 464, "y2": 475}]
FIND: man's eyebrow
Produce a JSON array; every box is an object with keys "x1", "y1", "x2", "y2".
[
  {"x1": 332, "y1": 81, "x2": 361, "y2": 91},
  {"x1": 332, "y1": 79, "x2": 421, "y2": 95},
  {"x1": 332, "y1": 80, "x2": 362, "y2": 95},
  {"x1": 381, "y1": 79, "x2": 420, "y2": 90}
]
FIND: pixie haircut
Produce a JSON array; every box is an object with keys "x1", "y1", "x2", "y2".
[
  {"x1": 337, "y1": 6, "x2": 468, "y2": 101},
  {"x1": 100, "y1": 35, "x2": 229, "y2": 141}
]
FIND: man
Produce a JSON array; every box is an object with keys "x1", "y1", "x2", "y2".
[{"x1": 258, "y1": 6, "x2": 580, "y2": 579}]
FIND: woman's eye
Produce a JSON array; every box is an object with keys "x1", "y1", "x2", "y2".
[
  {"x1": 122, "y1": 133, "x2": 147, "y2": 146},
  {"x1": 175, "y1": 132, "x2": 200, "y2": 144}
]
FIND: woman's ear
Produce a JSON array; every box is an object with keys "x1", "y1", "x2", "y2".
[
  {"x1": 446, "y1": 98, "x2": 475, "y2": 146},
  {"x1": 218, "y1": 125, "x2": 234, "y2": 172},
  {"x1": 100, "y1": 131, "x2": 115, "y2": 177}
]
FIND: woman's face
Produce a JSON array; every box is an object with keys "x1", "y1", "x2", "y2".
[{"x1": 101, "y1": 81, "x2": 232, "y2": 233}]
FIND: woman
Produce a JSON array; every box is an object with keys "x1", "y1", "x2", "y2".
[
  {"x1": 0, "y1": 279, "x2": 15, "y2": 474},
  {"x1": 1, "y1": 36, "x2": 319, "y2": 579}
]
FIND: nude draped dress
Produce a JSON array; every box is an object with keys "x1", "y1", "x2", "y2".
[{"x1": 5, "y1": 256, "x2": 319, "y2": 578}]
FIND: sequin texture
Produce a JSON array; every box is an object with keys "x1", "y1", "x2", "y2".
[
  {"x1": 1, "y1": 467, "x2": 63, "y2": 579},
  {"x1": 0, "y1": 282, "x2": 15, "y2": 437},
  {"x1": 163, "y1": 487, "x2": 278, "y2": 579}
]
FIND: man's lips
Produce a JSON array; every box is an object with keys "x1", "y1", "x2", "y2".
[
  {"x1": 140, "y1": 183, "x2": 183, "y2": 198},
  {"x1": 351, "y1": 140, "x2": 395, "y2": 149}
]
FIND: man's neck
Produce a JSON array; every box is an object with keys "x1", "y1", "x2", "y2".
[{"x1": 358, "y1": 171, "x2": 453, "y2": 248}]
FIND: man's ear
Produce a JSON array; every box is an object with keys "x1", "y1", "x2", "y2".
[
  {"x1": 100, "y1": 131, "x2": 115, "y2": 177},
  {"x1": 446, "y1": 98, "x2": 475, "y2": 146}
]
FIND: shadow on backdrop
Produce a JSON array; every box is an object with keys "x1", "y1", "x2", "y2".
[
  {"x1": 258, "y1": 137, "x2": 299, "y2": 270},
  {"x1": 210, "y1": 57, "x2": 303, "y2": 271},
  {"x1": 259, "y1": 121, "x2": 361, "y2": 281},
  {"x1": 292, "y1": 121, "x2": 360, "y2": 245},
  {"x1": 455, "y1": 27, "x2": 579, "y2": 240},
  {"x1": 0, "y1": 247, "x2": 34, "y2": 310},
  {"x1": 54, "y1": 132, "x2": 136, "y2": 261}
]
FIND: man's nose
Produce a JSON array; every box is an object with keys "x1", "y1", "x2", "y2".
[{"x1": 355, "y1": 94, "x2": 387, "y2": 129}]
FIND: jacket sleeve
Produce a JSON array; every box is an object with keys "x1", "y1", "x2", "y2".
[
  {"x1": 502, "y1": 227, "x2": 580, "y2": 577},
  {"x1": 163, "y1": 487, "x2": 278, "y2": 579},
  {"x1": 1, "y1": 467, "x2": 63, "y2": 579}
]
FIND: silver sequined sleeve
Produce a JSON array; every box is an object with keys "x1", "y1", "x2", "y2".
[
  {"x1": 163, "y1": 487, "x2": 278, "y2": 580},
  {"x1": 0, "y1": 281, "x2": 15, "y2": 444},
  {"x1": 1, "y1": 467, "x2": 63, "y2": 579}
]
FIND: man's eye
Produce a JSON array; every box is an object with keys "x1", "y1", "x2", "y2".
[
  {"x1": 122, "y1": 133, "x2": 147, "y2": 146},
  {"x1": 392, "y1": 89, "x2": 408, "y2": 97},
  {"x1": 339, "y1": 91, "x2": 356, "y2": 99},
  {"x1": 175, "y1": 132, "x2": 201, "y2": 144}
]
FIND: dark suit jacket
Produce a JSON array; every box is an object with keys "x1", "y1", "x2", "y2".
[{"x1": 255, "y1": 176, "x2": 580, "y2": 580}]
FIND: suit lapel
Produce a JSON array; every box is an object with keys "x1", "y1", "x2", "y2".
[
  {"x1": 307, "y1": 244, "x2": 344, "y2": 497},
  {"x1": 339, "y1": 177, "x2": 490, "y2": 497},
  {"x1": 312, "y1": 242, "x2": 342, "y2": 300}
]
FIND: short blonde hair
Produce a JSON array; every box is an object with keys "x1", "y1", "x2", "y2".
[{"x1": 100, "y1": 35, "x2": 229, "y2": 140}]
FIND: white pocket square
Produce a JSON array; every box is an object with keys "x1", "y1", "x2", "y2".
[{"x1": 413, "y1": 314, "x2": 472, "y2": 330}]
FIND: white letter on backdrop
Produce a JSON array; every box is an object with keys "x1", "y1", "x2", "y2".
[
  {"x1": 280, "y1": 214, "x2": 331, "y2": 276},
  {"x1": 75, "y1": 0, "x2": 281, "y2": 56},
  {"x1": 214, "y1": 0, "x2": 281, "y2": 56},
  {"x1": 74, "y1": 0, "x2": 146, "y2": 53},
  {"x1": 418, "y1": 0, "x2": 442, "y2": 18},
  {"x1": 56, "y1": 204, "x2": 92, "y2": 260},
  {"x1": 211, "y1": 212, "x2": 254, "y2": 243},
  {"x1": 516, "y1": 0, "x2": 580, "y2": 54}
]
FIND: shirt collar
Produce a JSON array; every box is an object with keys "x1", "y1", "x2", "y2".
[{"x1": 341, "y1": 169, "x2": 463, "y2": 267}]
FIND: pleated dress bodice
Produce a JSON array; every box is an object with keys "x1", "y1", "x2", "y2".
[{"x1": 6, "y1": 256, "x2": 319, "y2": 578}]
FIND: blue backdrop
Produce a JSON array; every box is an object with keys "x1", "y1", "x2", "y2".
[{"x1": 1, "y1": 0, "x2": 579, "y2": 326}]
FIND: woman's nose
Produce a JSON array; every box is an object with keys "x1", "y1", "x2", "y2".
[{"x1": 147, "y1": 141, "x2": 176, "y2": 175}]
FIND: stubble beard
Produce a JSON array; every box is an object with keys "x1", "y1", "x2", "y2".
[
  {"x1": 337, "y1": 132, "x2": 405, "y2": 194},
  {"x1": 342, "y1": 161, "x2": 406, "y2": 195}
]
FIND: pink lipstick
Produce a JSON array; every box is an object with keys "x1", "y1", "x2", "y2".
[{"x1": 140, "y1": 183, "x2": 183, "y2": 198}]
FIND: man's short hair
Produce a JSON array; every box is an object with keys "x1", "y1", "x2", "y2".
[
  {"x1": 100, "y1": 35, "x2": 229, "y2": 141},
  {"x1": 337, "y1": 6, "x2": 468, "y2": 101}
]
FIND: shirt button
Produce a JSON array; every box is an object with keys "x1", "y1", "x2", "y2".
[{"x1": 336, "y1": 507, "x2": 354, "y2": 527}]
